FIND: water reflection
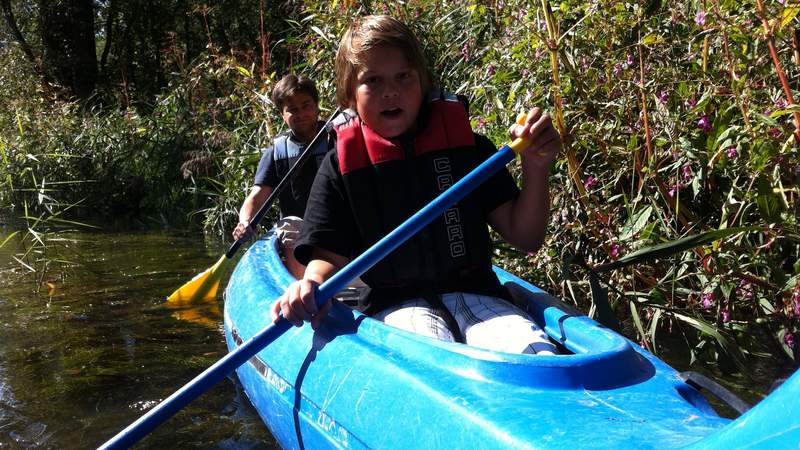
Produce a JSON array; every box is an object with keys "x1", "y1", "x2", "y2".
[{"x1": 0, "y1": 230, "x2": 276, "y2": 449}]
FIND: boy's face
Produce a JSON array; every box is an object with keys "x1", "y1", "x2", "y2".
[
  {"x1": 281, "y1": 92, "x2": 319, "y2": 142},
  {"x1": 352, "y1": 45, "x2": 422, "y2": 139}
]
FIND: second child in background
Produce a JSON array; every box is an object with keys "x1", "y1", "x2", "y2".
[{"x1": 233, "y1": 74, "x2": 333, "y2": 278}]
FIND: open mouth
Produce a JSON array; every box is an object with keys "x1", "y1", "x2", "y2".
[{"x1": 381, "y1": 108, "x2": 403, "y2": 118}]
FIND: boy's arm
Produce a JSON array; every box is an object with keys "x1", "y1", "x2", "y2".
[
  {"x1": 488, "y1": 108, "x2": 561, "y2": 253},
  {"x1": 232, "y1": 185, "x2": 273, "y2": 240}
]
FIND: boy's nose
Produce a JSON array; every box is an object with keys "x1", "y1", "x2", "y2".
[{"x1": 382, "y1": 81, "x2": 400, "y2": 98}]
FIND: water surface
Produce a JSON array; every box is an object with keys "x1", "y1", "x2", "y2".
[{"x1": 0, "y1": 230, "x2": 277, "y2": 449}]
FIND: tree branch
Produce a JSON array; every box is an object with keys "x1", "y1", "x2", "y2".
[{"x1": 1, "y1": 0, "x2": 39, "y2": 65}]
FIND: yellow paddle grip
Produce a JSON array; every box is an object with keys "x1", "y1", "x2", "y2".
[{"x1": 507, "y1": 111, "x2": 531, "y2": 154}]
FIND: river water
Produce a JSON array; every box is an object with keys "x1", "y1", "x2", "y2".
[
  {"x1": 0, "y1": 229, "x2": 794, "y2": 449},
  {"x1": 0, "y1": 230, "x2": 277, "y2": 449}
]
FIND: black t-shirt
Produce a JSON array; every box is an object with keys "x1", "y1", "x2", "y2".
[{"x1": 294, "y1": 132, "x2": 519, "y2": 267}]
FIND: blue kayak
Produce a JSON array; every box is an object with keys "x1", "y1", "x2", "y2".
[{"x1": 224, "y1": 234, "x2": 800, "y2": 449}]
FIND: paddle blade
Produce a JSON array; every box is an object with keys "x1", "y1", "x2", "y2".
[
  {"x1": 167, "y1": 254, "x2": 234, "y2": 304},
  {"x1": 168, "y1": 303, "x2": 222, "y2": 330}
]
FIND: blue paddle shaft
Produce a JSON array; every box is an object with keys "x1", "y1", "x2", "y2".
[
  {"x1": 99, "y1": 144, "x2": 515, "y2": 449},
  {"x1": 316, "y1": 145, "x2": 516, "y2": 304}
]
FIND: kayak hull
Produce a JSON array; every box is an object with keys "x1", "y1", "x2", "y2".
[{"x1": 224, "y1": 234, "x2": 799, "y2": 449}]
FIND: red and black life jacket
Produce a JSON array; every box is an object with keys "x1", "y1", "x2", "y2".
[{"x1": 334, "y1": 92, "x2": 504, "y2": 308}]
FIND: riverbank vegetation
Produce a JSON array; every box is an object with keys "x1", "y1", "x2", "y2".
[{"x1": 1, "y1": 0, "x2": 798, "y2": 379}]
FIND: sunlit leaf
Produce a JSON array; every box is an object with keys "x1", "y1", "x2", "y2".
[
  {"x1": 596, "y1": 226, "x2": 759, "y2": 273},
  {"x1": 630, "y1": 303, "x2": 646, "y2": 343},
  {"x1": 235, "y1": 66, "x2": 251, "y2": 77},
  {"x1": 620, "y1": 205, "x2": 652, "y2": 240},
  {"x1": 641, "y1": 33, "x2": 664, "y2": 46},
  {"x1": 756, "y1": 175, "x2": 784, "y2": 223},
  {"x1": 0, "y1": 231, "x2": 20, "y2": 249},
  {"x1": 781, "y1": 4, "x2": 800, "y2": 30}
]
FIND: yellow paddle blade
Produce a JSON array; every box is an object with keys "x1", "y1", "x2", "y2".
[
  {"x1": 167, "y1": 254, "x2": 234, "y2": 304},
  {"x1": 168, "y1": 303, "x2": 222, "y2": 330}
]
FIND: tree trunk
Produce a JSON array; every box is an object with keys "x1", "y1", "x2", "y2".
[
  {"x1": 39, "y1": 0, "x2": 97, "y2": 100},
  {"x1": 1, "y1": 0, "x2": 39, "y2": 65}
]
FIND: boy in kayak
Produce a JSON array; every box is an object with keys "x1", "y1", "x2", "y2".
[
  {"x1": 233, "y1": 74, "x2": 332, "y2": 278},
  {"x1": 273, "y1": 15, "x2": 561, "y2": 355}
]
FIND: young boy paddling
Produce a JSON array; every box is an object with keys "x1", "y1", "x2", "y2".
[
  {"x1": 233, "y1": 74, "x2": 333, "y2": 278},
  {"x1": 273, "y1": 16, "x2": 561, "y2": 355}
]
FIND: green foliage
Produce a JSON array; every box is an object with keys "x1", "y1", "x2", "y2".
[{"x1": 1, "y1": 0, "x2": 798, "y2": 374}]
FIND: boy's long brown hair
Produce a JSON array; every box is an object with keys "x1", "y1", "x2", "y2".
[{"x1": 334, "y1": 15, "x2": 433, "y2": 109}]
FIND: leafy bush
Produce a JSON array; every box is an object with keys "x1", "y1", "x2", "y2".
[
  {"x1": 2, "y1": 0, "x2": 798, "y2": 374},
  {"x1": 281, "y1": 0, "x2": 799, "y2": 371}
]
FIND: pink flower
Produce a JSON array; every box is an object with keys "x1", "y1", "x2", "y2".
[
  {"x1": 736, "y1": 280, "x2": 754, "y2": 301},
  {"x1": 657, "y1": 91, "x2": 669, "y2": 104},
  {"x1": 669, "y1": 181, "x2": 685, "y2": 198},
  {"x1": 785, "y1": 332, "x2": 796, "y2": 349},
  {"x1": 702, "y1": 292, "x2": 714, "y2": 309},
  {"x1": 487, "y1": 65, "x2": 496, "y2": 76},
  {"x1": 721, "y1": 308, "x2": 731, "y2": 323},
  {"x1": 726, "y1": 146, "x2": 738, "y2": 159},
  {"x1": 697, "y1": 114, "x2": 712, "y2": 132},
  {"x1": 775, "y1": 97, "x2": 787, "y2": 109},
  {"x1": 686, "y1": 98, "x2": 697, "y2": 108},
  {"x1": 584, "y1": 175, "x2": 597, "y2": 190},
  {"x1": 475, "y1": 117, "x2": 487, "y2": 130},
  {"x1": 768, "y1": 128, "x2": 781, "y2": 138},
  {"x1": 461, "y1": 42, "x2": 471, "y2": 61},
  {"x1": 695, "y1": 11, "x2": 706, "y2": 26},
  {"x1": 682, "y1": 164, "x2": 693, "y2": 181},
  {"x1": 669, "y1": 186, "x2": 678, "y2": 198},
  {"x1": 610, "y1": 244, "x2": 620, "y2": 258}
]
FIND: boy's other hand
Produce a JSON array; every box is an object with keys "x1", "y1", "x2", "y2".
[{"x1": 508, "y1": 107, "x2": 562, "y2": 169}]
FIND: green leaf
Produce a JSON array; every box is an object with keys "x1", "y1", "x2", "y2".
[
  {"x1": 641, "y1": 33, "x2": 664, "y2": 46},
  {"x1": 648, "y1": 288, "x2": 667, "y2": 305},
  {"x1": 648, "y1": 308, "x2": 662, "y2": 351},
  {"x1": 310, "y1": 26, "x2": 329, "y2": 42},
  {"x1": 630, "y1": 303, "x2": 646, "y2": 342},
  {"x1": 235, "y1": 66, "x2": 251, "y2": 77},
  {"x1": 756, "y1": 175, "x2": 784, "y2": 223},
  {"x1": 596, "y1": 226, "x2": 759, "y2": 273},
  {"x1": 672, "y1": 312, "x2": 747, "y2": 371},
  {"x1": 0, "y1": 231, "x2": 20, "y2": 249},
  {"x1": 620, "y1": 205, "x2": 652, "y2": 240},
  {"x1": 781, "y1": 4, "x2": 800, "y2": 30}
]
